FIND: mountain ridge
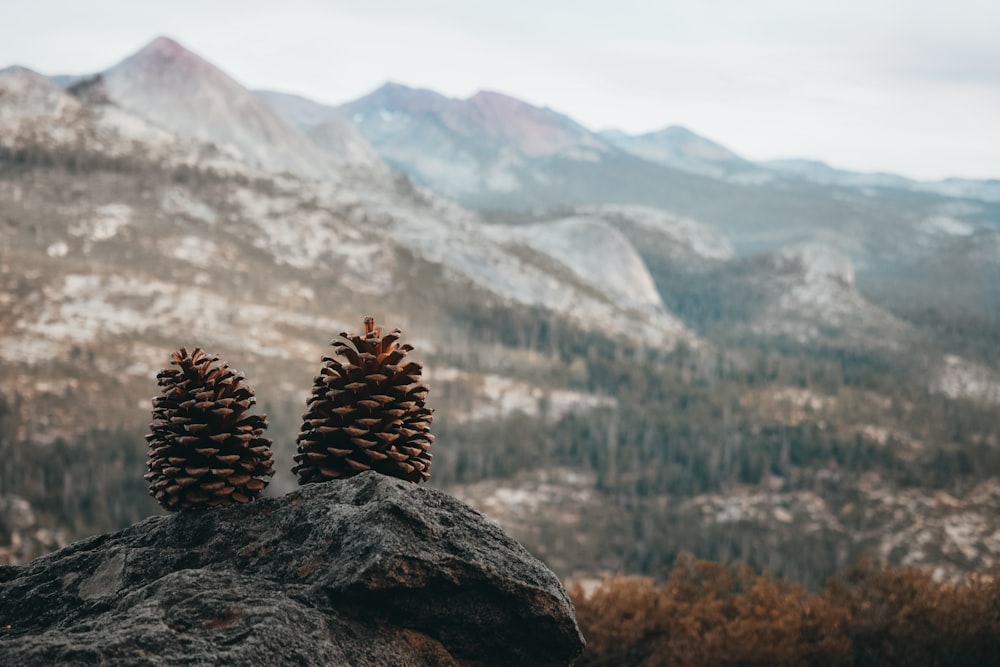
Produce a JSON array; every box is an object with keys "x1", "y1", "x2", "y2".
[
  {"x1": 86, "y1": 36, "x2": 378, "y2": 182},
  {"x1": 3, "y1": 34, "x2": 1000, "y2": 591}
]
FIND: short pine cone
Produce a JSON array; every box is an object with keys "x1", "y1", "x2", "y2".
[
  {"x1": 144, "y1": 348, "x2": 274, "y2": 511},
  {"x1": 294, "y1": 316, "x2": 434, "y2": 484}
]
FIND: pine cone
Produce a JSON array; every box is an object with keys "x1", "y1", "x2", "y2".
[
  {"x1": 294, "y1": 316, "x2": 434, "y2": 484},
  {"x1": 144, "y1": 348, "x2": 274, "y2": 511}
]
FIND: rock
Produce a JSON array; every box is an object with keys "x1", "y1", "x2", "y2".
[
  {"x1": 0, "y1": 472, "x2": 584, "y2": 666},
  {"x1": 0, "y1": 494, "x2": 69, "y2": 566}
]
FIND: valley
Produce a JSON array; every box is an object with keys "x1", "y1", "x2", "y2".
[{"x1": 1, "y1": 37, "x2": 999, "y2": 590}]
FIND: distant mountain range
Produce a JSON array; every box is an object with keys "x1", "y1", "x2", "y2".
[
  {"x1": 0, "y1": 35, "x2": 994, "y2": 400},
  {"x1": 597, "y1": 125, "x2": 755, "y2": 181},
  {"x1": 335, "y1": 80, "x2": 1000, "y2": 205},
  {"x1": 1, "y1": 38, "x2": 697, "y2": 353},
  {"x1": 249, "y1": 80, "x2": 1000, "y2": 267},
  {"x1": 2, "y1": 36, "x2": 1000, "y2": 584}
]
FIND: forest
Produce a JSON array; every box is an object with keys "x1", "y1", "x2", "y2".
[{"x1": 2, "y1": 296, "x2": 999, "y2": 587}]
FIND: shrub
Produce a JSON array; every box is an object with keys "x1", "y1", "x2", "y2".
[{"x1": 569, "y1": 554, "x2": 1000, "y2": 667}]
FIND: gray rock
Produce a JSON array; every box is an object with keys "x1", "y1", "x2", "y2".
[{"x1": 0, "y1": 472, "x2": 584, "y2": 666}]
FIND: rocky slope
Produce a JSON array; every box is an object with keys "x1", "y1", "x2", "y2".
[
  {"x1": 3, "y1": 35, "x2": 1000, "y2": 590},
  {"x1": 0, "y1": 472, "x2": 584, "y2": 666},
  {"x1": 255, "y1": 89, "x2": 390, "y2": 176},
  {"x1": 89, "y1": 37, "x2": 354, "y2": 183}
]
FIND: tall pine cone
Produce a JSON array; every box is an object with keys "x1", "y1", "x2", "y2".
[
  {"x1": 294, "y1": 316, "x2": 433, "y2": 484},
  {"x1": 144, "y1": 348, "x2": 274, "y2": 511}
]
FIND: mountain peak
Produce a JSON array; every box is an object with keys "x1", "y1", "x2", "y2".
[
  {"x1": 0, "y1": 65, "x2": 61, "y2": 93},
  {"x1": 139, "y1": 35, "x2": 185, "y2": 56},
  {"x1": 468, "y1": 89, "x2": 524, "y2": 106},
  {"x1": 459, "y1": 90, "x2": 602, "y2": 156},
  {"x1": 376, "y1": 80, "x2": 414, "y2": 93},
  {"x1": 112, "y1": 35, "x2": 217, "y2": 82},
  {"x1": 0, "y1": 64, "x2": 42, "y2": 78},
  {"x1": 0, "y1": 64, "x2": 80, "y2": 120},
  {"x1": 97, "y1": 36, "x2": 347, "y2": 180},
  {"x1": 639, "y1": 125, "x2": 743, "y2": 162},
  {"x1": 130, "y1": 36, "x2": 212, "y2": 69},
  {"x1": 601, "y1": 124, "x2": 746, "y2": 177},
  {"x1": 359, "y1": 81, "x2": 448, "y2": 114}
]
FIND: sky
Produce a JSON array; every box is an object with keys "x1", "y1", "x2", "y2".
[{"x1": 2, "y1": 0, "x2": 998, "y2": 181}]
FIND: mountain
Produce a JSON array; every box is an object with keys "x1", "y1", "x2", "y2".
[
  {"x1": 763, "y1": 158, "x2": 913, "y2": 189},
  {"x1": 342, "y1": 83, "x2": 607, "y2": 159},
  {"x1": 0, "y1": 37, "x2": 702, "y2": 456},
  {"x1": 764, "y1": 158, "x2": 1000, "y2": 203},
  {"x1": 3, "y1": 37, "x2": 1000, "y2": 590},
  {"x1": 75, "y1": 37, "x2": 370, "y2": 182},
  {"x1": 741, "y1": 243, "x2": 914, "y2": 348},
  {"x1": 0, "y1": 64, "x2": 242, "y2": 172},
  {"x1": 336, "y1": 82, "x2": 610, "y2": 200},
  {"x1": 253, "y1": 89, "x2": 387, "y2": 174},
  {"x1": 337, "y1": 84, "x2": 1000, "y2": 267},
  {"x1": 599, "y1": 125, "x2": 763, "y2": 182},
  {"x1": 0, "y1": 66, "x2": 87, "y2": 145},
  {"x1": 570, "y1": 204, "x2": 735, "y2": 263},
  {"x1": 486, "y1": 216, "x2": 678, "y2": 320}
]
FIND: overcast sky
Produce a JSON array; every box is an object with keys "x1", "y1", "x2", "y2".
[{"x1": 3, "y1": 0, "x2": 998, "y2": 180}]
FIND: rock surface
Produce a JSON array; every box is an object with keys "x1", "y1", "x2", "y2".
[{"x1": 0, "y1": 472, "x2": 584, "y2": 666}]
